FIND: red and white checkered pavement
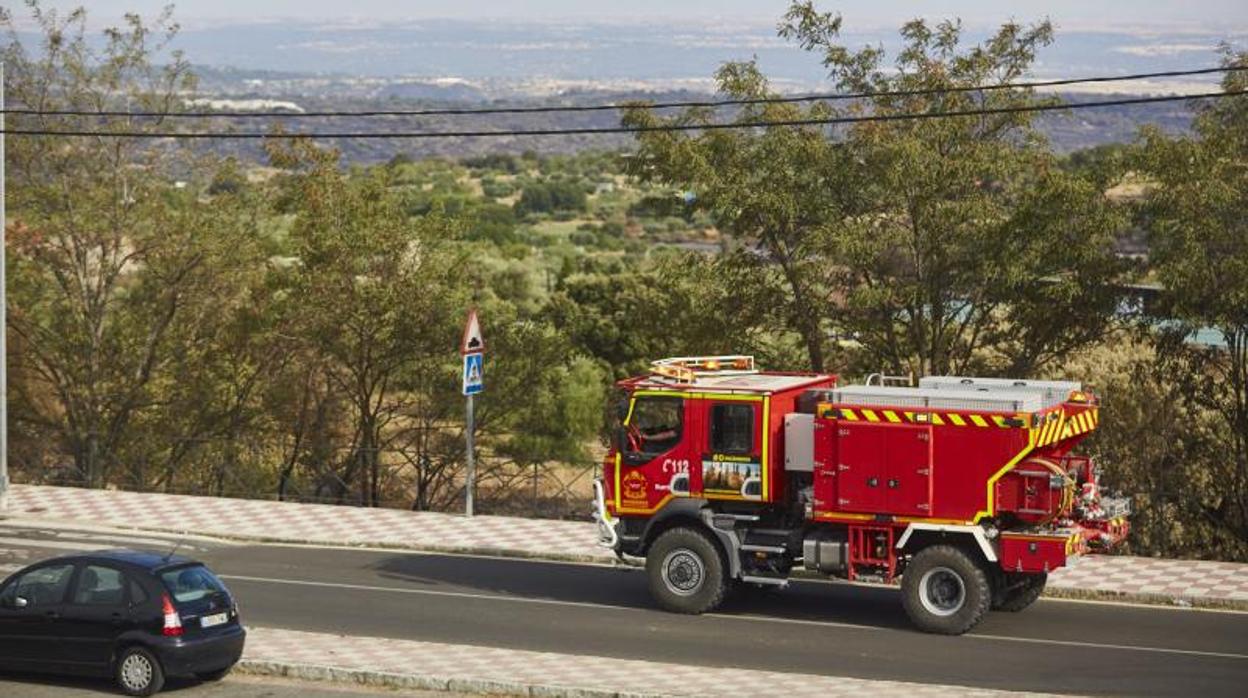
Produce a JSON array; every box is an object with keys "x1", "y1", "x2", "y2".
[
  {"x1": 6, "y1": 484, "x2": 1248, "y2": 604},
  {"x1": 242, "y1": 626, "x2": 1067, "y2": 698},
  {"x1": 5, "y1": 484, "x2": 605, "y2": 562}
]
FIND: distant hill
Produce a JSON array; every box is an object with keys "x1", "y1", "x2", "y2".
[{"x1": 186, "y1": 72, "x2": 1199, "y2": 163}]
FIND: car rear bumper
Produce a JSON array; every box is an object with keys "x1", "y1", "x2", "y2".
[{"x1": 151, "y1": 625, "x2": 246, "y2": 676}]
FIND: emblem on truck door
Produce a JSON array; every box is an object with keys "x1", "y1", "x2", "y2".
[{"x1": 622, "y1": 470, "x2": 648, "y2": 501}]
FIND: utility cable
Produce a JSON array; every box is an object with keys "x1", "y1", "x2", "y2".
[
  {"x1": 0, "y1": 90, "x2": 1239, "y2": 139},
  {"x1": 0, "y1": 65, "x2": 1243, "y2": 120}
]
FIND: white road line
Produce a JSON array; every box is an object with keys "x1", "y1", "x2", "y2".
[
  {"x1": 0, "y1": 519, "x2": 237, "y2": 547},
  {"x1": 46, "y1": 531, "x2": 201, "y2": 549},
  {"x1": 0, "y1": 536, "x2": 98, "y2": 552},
  {"x1": 221, "y1": 574, "x2": 1248, "y2": 661},
  {"x1": 0, "y1": 528, "x2": 209, "y2": 552}
]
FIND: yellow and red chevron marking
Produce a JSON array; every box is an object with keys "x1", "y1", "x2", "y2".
[
  {"x1": 1033, "y1": 410, "x2": 1065, "y2": 447},
  {"x1": 1057, "y1": 408, "x2": 1099, "y2": 441},
  {"x1": 816, "y1": 404, "x2": 1100, "y2": 444},
  {"x1": 817, "y1": 405, "x2": 1024, "y2": 428}
]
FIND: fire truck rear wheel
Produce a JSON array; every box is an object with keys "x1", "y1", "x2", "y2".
[
  {"x1": 901, "y1": 545, "x2": 992, "y2": 635},
  {"x1": 993, "y1": 572, "x2": 1047, "y2": 612},
  {"x1": 646, "y1": 526, "x2": 728, "y2": 614}
]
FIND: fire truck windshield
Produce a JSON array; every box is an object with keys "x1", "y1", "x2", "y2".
[{"x1": 629, "y1": 397, "x2": 683, "y2": 455}]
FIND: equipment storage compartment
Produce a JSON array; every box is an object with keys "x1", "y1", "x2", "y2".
[
  {"x1": 833, "y1": 421, "x2": 934, "y2": 517},
  {"x1": 1000, "y1": 532, "x2": 1077, "y2": 573}
]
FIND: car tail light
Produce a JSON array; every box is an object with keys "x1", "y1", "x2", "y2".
[{"x1": 161, "y1": 593, "x2": 183, "y2": 636}]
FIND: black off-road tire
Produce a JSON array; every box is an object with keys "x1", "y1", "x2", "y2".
[
  {"x1": 646, "y1": 526, "x2": 729, "y2": 614},
  {"x1": 195, "y1": 666, "x2": 233, "y2": 682},
  {"x1": 115, "y1": 645, "x2": 165, "y2": 697},
  {"x1": 901, "y1": 545, "x2": 993, "y2": 635},
  {"x1": 993, "y1": 572, "x2": 1047, "y2": 612}
]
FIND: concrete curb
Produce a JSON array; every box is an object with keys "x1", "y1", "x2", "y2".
[
  {"x1": 4, "y1": 514, "x2": 1247, "y2": 612},
  {"x1": 235, "y1": 658, "x2": 662, "y2": 698},
  {"x1": 1038, "y1": 585, "x2": 1248, "y2": 611}
]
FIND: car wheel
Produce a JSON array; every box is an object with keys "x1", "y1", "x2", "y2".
[
  {"x1": 116, "y1": 646, "x2": 165, "y2": 697},
  {"x1": 993, "y1": 572, "x2": 1047, "y2": 612},
  {"x1": 196, "y1": 666, "x2": 233, "y2": 682},
  {"x1": 646, "y1": 526, "x2": 728, "y2": 614},
  {"x1": 901, "y1": 545, "x2": 992, "y2": 635}
]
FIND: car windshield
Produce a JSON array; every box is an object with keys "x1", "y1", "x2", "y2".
[{"x1": 160, "y1": 565, "x2": 228, "y2": 603}]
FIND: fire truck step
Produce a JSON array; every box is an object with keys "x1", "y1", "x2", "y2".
[
  {"x1": 714, "y1": 513, "x2": 761, "y2": 522},
  {"x1": 740, "y1": 544, "x2": 787, "y2": 553},
  {"x1": 740, "y1": 575, "x2": 789, "y2": 587},
  {"x1": 747, "y1": 528, "x2": 796, "y2": 536}
]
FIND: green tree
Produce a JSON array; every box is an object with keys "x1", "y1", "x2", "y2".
[
  {"x1": 545, "y1": 251, "x2": 784, "y2": 379},
  {"x1": 2, "y1": 3, "x2": 241, "y2": 488},
  {"x1": 1136, "y1": 49, "x2": 1248, "y2": 558},
  {"x1": 271, "y1": 141, "x2": 465, "y2": 506},
  {"x1": 623, "y1": 1, "x2": 1127, "y2": 376}
]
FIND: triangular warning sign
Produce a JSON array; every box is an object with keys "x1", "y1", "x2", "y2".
[{"x1": 461, "y1": 309, "x2": 485, "y2": 354}]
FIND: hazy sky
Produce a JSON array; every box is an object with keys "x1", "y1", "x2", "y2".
[{"x1": 27, "y1": 1, "x2": 1248, "y2": 31}]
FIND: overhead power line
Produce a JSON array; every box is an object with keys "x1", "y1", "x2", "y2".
[
  {"x1": 0, "y1": 90, "x2": 1240, "y2": 140},
  {"x1": 1, "y1": 65, "x2": 1244, "y2": 120}
]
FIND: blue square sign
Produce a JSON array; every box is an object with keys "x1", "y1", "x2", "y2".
[{"x1": 462, "y1": 352, "x2": 484, "y2": 395}]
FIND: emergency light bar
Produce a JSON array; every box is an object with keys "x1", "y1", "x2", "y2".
[{"x1": 650, "y1": 355, "x2": 757, "y2": 383}]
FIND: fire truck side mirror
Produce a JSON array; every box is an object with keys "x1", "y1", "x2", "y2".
[{"x1": 615, "y1": 400, "x2": 630, "y2": 421}]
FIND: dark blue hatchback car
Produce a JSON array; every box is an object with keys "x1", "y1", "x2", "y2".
[{"x1": 0, "y1": 549, "x2": 245, "y2": 696}]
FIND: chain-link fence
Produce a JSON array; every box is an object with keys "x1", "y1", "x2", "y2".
[{"x1": 8, "y1": 434, "x2": 600, "y2": 521}]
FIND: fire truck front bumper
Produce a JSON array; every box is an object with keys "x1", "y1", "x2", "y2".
[{"x1": 592, "y1": 479, "x2": 620, "y2": 550}]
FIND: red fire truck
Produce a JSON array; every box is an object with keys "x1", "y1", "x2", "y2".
[{"x1": 592, "y1": 356, "x2": 1129, "y2": 634}]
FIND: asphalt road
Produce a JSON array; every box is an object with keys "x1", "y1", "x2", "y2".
[{"x1": 3, "y1": 523, "x2": 1247, "y2": 697}]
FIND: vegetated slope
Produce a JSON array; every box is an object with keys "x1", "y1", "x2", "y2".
[{"x1": 186, "y1": 86, "x2": 1194, "y2": 164}]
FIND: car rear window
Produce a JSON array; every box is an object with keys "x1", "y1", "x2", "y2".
[{"x1": 160, "y1": 565, "x2": 228, "y2": 603}]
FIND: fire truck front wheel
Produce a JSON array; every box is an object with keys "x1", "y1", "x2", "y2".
[
  {"x1": 646, "y1": 527, "x2": 729, "y2": 614},
  {"x1": 901, "y1": 545, "x2": 992, "y2": 635}
]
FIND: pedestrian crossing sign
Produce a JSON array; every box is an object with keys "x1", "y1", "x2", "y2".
[{"x1": 463, "y1": 352, "x2": 484, "y2": 395}]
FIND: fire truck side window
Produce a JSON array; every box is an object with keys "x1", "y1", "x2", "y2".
[
  {"x1": 630, "y1": 397, "x2": 683, "y2": 454},
  {"x1": 710, "y1": 403, "x2": 754, "y2": 455}
]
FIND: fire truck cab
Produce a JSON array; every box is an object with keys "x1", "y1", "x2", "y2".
[{"x1": 593, "y1": 356, "x2": 1130, "y2": 634}]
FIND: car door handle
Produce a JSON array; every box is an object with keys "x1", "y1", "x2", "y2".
[
  {"x1": 43, "y1": 610, "x2": 59, "y2": 620},
  {"x1": 111, "y1": 612, "x2": 124, "y2": 625}
]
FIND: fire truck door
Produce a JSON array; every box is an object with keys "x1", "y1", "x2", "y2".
[
  {"x1": 835, "y1": 421, "x2": 889, "y2": 512},
  {"x1": 834, "y1": 422, "x2": 934, "y2": 516},
  {"x1": 884, "y1": 424, "x2": 934, "y2": 517},
  {"x1": 617, "y1": 395, "x2": 694, "y2": 512}
]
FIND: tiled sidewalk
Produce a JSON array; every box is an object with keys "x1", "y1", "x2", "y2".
[
  {"x1": 4, "y1": 484, "x2": 605, "y2": 562},
  {"x1": 6, "y1": 484, "x2": 1248, "y2": 605},
  {"x1": 241, "y1": 626, "x2": 1068, "y2": 698}
]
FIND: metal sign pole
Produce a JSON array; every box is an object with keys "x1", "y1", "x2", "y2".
[
  {"x1": 465, "y1": 392, "x2": 474, "y2": 517},
  {"x1": 460, "y1": 310, "x2": 484, "y2": 517}
]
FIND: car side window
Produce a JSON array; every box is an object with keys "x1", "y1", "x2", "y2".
[
  {"x1": 71, "y1": 565, "x2": 128, "y2": 607},
  {"x1": 7, "y1": 564, "x2": 75, "y2": 608},
  {"x1": 129, "y1": 579, "x2": 149, "y2": 605}
]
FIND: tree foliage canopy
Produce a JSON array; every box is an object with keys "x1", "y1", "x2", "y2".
[{"x1": 624, "y1": 1, "x2": 1128, "y2": 377}]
